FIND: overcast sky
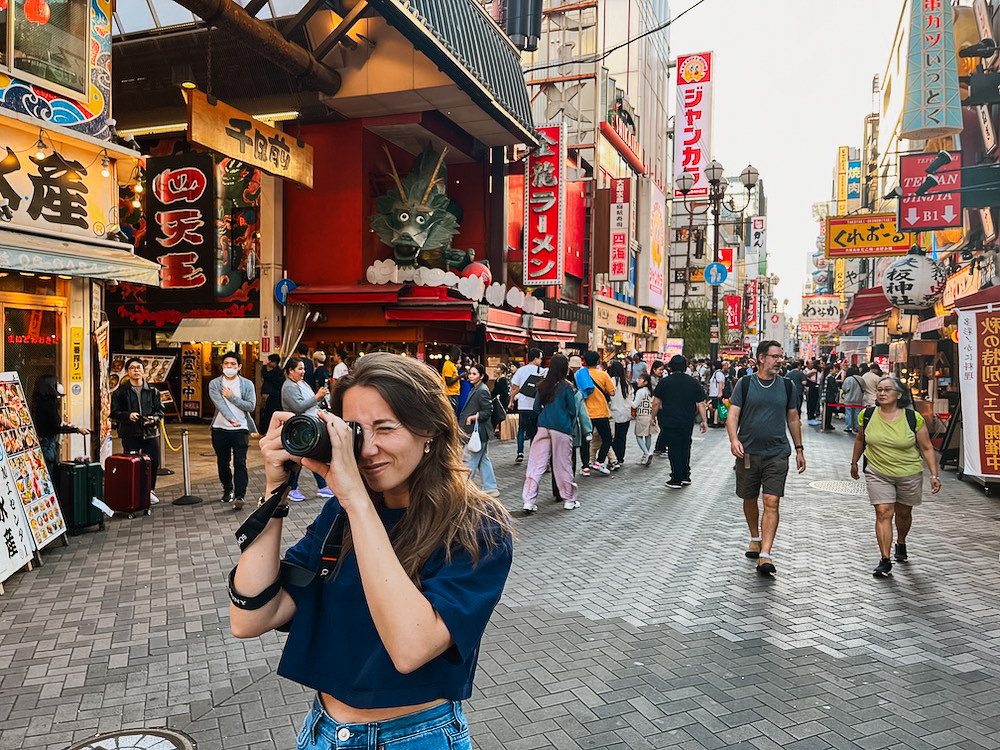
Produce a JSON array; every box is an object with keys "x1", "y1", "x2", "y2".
[{"x1": 669, "y1": 0, "x2": 907, "y2": 317}]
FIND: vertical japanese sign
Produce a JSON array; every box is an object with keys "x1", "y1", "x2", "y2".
[
  {"x1": 901, "y1": 0, "x2": 962, "y2": 139},
  {"x1": 144, "y1": 153, "x2": 216, "y2": 303},
  {"x1": 609, "y1": 177, "x2": 630, "y2": 282},
  {"x1": 70, "y1": 327, "x2": 84, "y2": 382},
  {"x1": 847, "y1": 159, "x2": 862, "y2": 200},
  {"x1": 835, "y1": 259, "x2": 846, "y2": 304},
  {"x1": 959, "y1": 309, "x2": 1000, "y2": 479},
  {"x1": 0, "y1": 372, "x2": 65, "y2": 558},
  {"x1": 180, "y1": 344, "x2": 203, "y2": 419},
  {"x1": 836, "y1": 146, "x2": 849, "y2": 216},
  {"x1": 724, "y1": 295, "x2": 742, "y2": 337},
  {"x1": 745, "y1": 279, "x2": 759, "y2": 334},
  {"x1": 638, "y1": 178, "x2": 665, "y2": 310},
  {"x1": 95, "y1": 322, "x2": 112, "y2": 465},
  {"x1": 523, "y1": 125, "x2": 565, "y2": 286},
  {"x1": 673, "y1": 52, "x2": 713, "y2": 198},
  {"x1": 749, "y1": 216, "x2": 766, "y2": 278}
]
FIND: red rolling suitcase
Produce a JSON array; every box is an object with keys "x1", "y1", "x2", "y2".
[{"x1": 104, "y1": 453, "x2": 153, "y2": 518}]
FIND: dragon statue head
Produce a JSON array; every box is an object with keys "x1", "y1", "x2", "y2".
[{"x1": 370, "y1": 143, "x2": 462, "y2": 268}]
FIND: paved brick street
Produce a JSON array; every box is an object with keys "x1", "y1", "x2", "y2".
[{"x1": 2, "y1": 421, "x2": 1000, "y2": 750}]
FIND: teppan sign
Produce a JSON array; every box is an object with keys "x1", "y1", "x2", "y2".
[{"x1": 186, "y1": 89, "x2": 314, "y2": 188}]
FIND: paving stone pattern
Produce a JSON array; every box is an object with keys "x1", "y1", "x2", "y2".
[{"x1": 2, "y1": 422, "x2": 999, "y2": 749}]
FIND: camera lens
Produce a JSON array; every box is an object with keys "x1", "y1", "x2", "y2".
[{"x1": 281, "y1": 414, "x2": 331, "y2": 462}]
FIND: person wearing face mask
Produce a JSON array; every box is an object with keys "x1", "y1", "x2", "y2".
[
  {"x1": 209, "y1": 352, "x2": 257, "y2": 510},
  {"x1": 31, "y1": 375, "x2": 91, "y2": 481}
]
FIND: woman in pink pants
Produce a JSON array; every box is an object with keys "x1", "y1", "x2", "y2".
[{"x1": 522, "y1": 354, "x2": 579, "y2": 512}]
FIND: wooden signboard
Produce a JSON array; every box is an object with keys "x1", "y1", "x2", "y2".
[{"x1": 187, "y1": 89, "x2": 314, "y2": 188}]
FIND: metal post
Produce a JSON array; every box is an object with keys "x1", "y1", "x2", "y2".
[
  {"x1": 710, "y1": 185, "x2": 721, "y2": 362},
  {"x1": 157, "y1": 429, "x2": 174, "y2": 475},
  {"x1": 172, "y1": 429, "x2": 204, "y2": 505}
]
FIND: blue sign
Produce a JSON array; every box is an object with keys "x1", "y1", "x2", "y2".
[
  {"x1": 275, "y1": 278, "x2": 297, "y2": 305},
  {"x1": 705, "y1": 262, "x2": 728, "y2": 286}
]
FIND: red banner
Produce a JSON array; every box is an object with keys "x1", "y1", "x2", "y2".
[
  {"x1": 724, "y1": 294, "x2": 741, "y2": 333},
  {"x1": 523, "y1": 125, "x2": 565, "y2": 286},
  {"x1": 745, "y1": 279, "x2": 758, "y2": 327},
  {"x1": 718, "y1": 246, "x2": 734, "y2": 272}
]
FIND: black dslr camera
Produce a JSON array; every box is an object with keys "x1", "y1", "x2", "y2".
[{"x1": 281, "y1": 415, "x2": 363, "y2": 463}]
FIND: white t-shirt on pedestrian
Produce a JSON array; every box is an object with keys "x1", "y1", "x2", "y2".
[
  {"x1": 511, "y1": 363, "x2": 546, "y2": 410},
  {"x1": 708, "y1": 369, "x2": 725, "y2": 398}
]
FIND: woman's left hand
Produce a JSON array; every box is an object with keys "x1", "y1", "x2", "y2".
[
  {"x1": 302, "y1": 412, "x2": 369, "y2": 511},
  {"x1": 930, "y1": 476, "x2": 941, "y2": 494}
]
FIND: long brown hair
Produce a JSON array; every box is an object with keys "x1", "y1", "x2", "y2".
[{"x1": 329, "y1": 352, "x2": 513, "y2": 582}]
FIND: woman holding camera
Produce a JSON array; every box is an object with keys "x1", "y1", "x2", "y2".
[
  {"x1": 230, "y1": 353, "x2": 513, "y2": 750},
  {"x1": 110, "y1": 358, "x2": 164, "y2": 503},
  {"x1": 281, "y1": 357, "x2": 332, "y2": 502}
]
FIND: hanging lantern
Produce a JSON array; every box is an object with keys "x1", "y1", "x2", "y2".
[
  {"x1": 25, "y1": 0, "x2": 51, "y2": 24},
  {"x1": 881, "y1": 245, "x2": 946, "y2": 310}
]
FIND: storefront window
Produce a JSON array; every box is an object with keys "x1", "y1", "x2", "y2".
[
  {"x1": 12, "y1": 0, "x2": 89, "y2": 96},
  {"x1": 0, "y1": 272, "x2": 59, "y2": 296},
  {"x1": 0, "y1": 4, "x2": 7, "y2": 66},
  {"x1": 3, "y1": 307, "x2": 61, "y2": 398}
]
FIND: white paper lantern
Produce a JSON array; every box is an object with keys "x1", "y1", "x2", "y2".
[{"x1": 880, "y1": 248, "x2": 946, "y2": 310}]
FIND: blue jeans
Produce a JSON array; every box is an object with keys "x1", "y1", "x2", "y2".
[
  {"x1": 845, "y1": 407, "x2": 861, "y2": 431},
  {"x1": 296, "y1": 696, "x2": 471, "y2": 750},
  {"x1": 464, "y1": 441, "x2": 497, "y2": 491}
]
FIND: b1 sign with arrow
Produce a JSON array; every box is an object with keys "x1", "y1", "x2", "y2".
[{"x1": 899, "y1": 151, "x2": 962, "y2": 230}]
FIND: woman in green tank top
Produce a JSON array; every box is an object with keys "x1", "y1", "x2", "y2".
[{"x1": 850, "y1": 376, "x2": 940, "y2": 579}]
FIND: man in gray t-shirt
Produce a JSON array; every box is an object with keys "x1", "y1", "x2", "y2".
[{"x1": 726, "y1": 340, "x2": 806, "y2": 577}]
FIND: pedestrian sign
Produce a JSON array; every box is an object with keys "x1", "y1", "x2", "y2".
[
  {"x1": 705, "y1": 262, "x2": 728, "y2": 286},
  {"x1": 275, "y1": 278, "x2": 297, "y2": 305}
]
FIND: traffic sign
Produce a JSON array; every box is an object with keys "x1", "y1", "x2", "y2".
[
  {"x1": 705, "y1": 262, "x2": 728, "y2": 286},
  {"x1": 899, "y1": 151, "x2": 962, "y2": 230},
  {"x1": 274, "y1": 278, "x2": 297, "y2": 305}
]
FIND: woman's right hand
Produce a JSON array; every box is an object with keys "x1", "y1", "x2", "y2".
[
  {"x1": 850, "y1": 462, "x2": 859, "y2": 480},
  {"x1": 259, "y1": 411, "x2": 300, "y2": 493}
]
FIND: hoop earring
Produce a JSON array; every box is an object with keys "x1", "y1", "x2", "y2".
[{"x1": 424, "y1": 441, "x2": 432, "y2": 454}]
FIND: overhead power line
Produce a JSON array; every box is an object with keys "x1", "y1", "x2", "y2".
[{"x1": 522, "y1": 0, "x2": 711, "y2": 76}]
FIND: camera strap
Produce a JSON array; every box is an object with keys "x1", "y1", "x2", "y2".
[{"x1": 234, "y1": 482, "x2": 347, "y2": 587}]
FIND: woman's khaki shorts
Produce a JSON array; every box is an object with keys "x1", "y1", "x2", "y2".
[{"x1": 863, "y1": 467, "x2": 923, "y2": 506}]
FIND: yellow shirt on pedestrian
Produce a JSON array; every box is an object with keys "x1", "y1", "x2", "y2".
[
  {"x1": 584, "y1": 368, "x2": 615, "y2": 419},
  {"x1": 442, "y1": 359, "x2": 460, "y2": 396}
]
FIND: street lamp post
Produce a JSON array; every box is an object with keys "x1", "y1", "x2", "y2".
[{"x1": 676, "y1": 160, "x2": 759, "y2": 361}]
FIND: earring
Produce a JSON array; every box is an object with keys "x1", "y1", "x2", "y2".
[{"x1": 424, "y1": 441, "x2": 432, "y2": 454}]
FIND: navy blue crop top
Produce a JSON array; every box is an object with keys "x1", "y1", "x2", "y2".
[{"x1": 276, "y1": 498, "x2": 513, "y2": 709}]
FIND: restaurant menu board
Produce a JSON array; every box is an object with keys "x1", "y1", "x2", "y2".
[
  {"x1": 110, "y1": 354, "x2": 176, "y2": 389},
  {"x1": 0, "y1": 372, "x2": 64, "y2": 571}
]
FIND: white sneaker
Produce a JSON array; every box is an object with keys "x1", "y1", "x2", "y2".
[
  {"x1": 591, "y1": 461, "x2": 611, "y2": 476},
  {"x1": 563, "y1": 500, "x2": 580, "y2": 510},
  {"x1": 149, "y1": 492, "x2": 159, "y2": 504},
  {"x1": 522, "y1": 503, "x2": 537, "y2": 513},
  {"x1": 317, "y1": 487, "x2": 335, "y2": 498}
]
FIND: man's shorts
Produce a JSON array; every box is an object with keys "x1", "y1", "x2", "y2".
[
  {"x1": 863, "y1": 467, "x2": 923, "y2": 506},
  {"x1": 735, "y1": 453, "x2": 789, "y2": 499}
]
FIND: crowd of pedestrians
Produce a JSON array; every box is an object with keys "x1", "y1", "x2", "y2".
[{"x1": 491, "y1": 343, "x2": 939, "y2": 581}]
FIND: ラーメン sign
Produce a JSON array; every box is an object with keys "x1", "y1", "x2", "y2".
[{"x1": 523, "y1": 125, "x2": 566, "y2": 286}]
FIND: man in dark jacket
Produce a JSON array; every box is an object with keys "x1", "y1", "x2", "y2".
[
  {"x1": 259, "y1": 354, "x2": 283, "y2": 429},
  {"x1": 650, "y1": 355, "x2": 708, "y2": 489},
  {"x1": 110, "y1": 358, "x2": 165, "y2": 503}
]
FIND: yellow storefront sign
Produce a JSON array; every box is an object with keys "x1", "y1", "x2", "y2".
[{"x1": 825, "y1": 213, "x2": 911, "y2": 258}]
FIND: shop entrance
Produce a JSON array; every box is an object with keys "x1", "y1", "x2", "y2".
[{"x1": 2, "y1": 304, "x2": 64, "y2": 398}]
